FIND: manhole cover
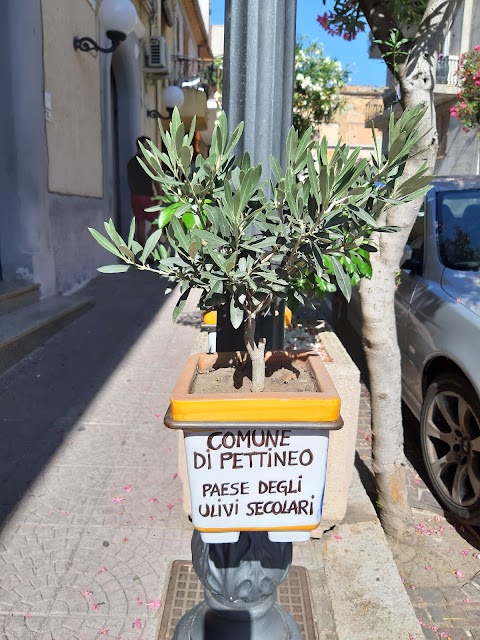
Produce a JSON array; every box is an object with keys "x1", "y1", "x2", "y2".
[{"x1": 158, "y1": 560, "x2": 317, "y2": 640}]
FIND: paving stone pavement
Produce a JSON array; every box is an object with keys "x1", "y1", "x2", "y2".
[
  {"x1": 357, "y1": 385, "x2": 480, "y2": 640},
  {"x1": 0, "y1": 272, "x2": 340, "y2": 640},
  {"x1": 0, "y1": 271, "x2": 199, "y2": 640}
]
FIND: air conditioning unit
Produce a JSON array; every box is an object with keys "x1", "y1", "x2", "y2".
[{"x1": 145, "y1": 36, "x2": 170, "y2": 74}]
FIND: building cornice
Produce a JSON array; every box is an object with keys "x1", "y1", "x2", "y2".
[{"x1": 181, "y1": 0, "x2": 213, "y2": 58}]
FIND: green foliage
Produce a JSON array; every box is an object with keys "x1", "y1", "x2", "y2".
[
  {"x1": 451, "y1": 46, "x2": 480, "y2": 137},
  {"x1": 318, "y1": 0, "x2": 426, "y2": 41},
  {"x1": 293, "y1": 38, "x2": 350, "y2": 135},
  {"x1": 373, "y1": 30, "x2": 410, "y2": 75},
  {"x1": 89, "y1": 106, "x2": 431, "y2": 335}
]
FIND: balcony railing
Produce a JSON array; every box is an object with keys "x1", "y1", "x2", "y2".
[
  {"x1": 365, "y1": 98, "x2": 385, "y2": 123},
  {"x1": 172, "y1": 56, "x2": 218, "y2": 98},
  {"x1": 364, "y1": 88, "x2": 398, "y2": 124},
  {"x1": 435, "y1": 55, "x2": 459, "y2": 86}
]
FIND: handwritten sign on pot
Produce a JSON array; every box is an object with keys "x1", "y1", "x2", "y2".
[{"x1": 184, "y1": 428, "x2": 329, "y2": 538}]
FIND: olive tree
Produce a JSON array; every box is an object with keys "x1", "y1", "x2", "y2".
[
  {"x1": 90, "y1": 108, "x2": 431, "y2": 394},
  {"x1": 318, "y1": 0, "x2": 462, "y2": 539}
]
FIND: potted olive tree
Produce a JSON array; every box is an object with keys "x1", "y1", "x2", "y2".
[
  {"x1": 90, "y1": 107, "x2": 431, "y2": 637},
  {"x1": 90, "y1": 106, "x2": 430, "y2": 392},
  {"x1": 90, "y1": 106, "x2": 430, "y2": 542}
]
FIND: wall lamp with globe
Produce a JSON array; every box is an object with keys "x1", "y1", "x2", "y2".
[
  {"x1": 147, "y1": 85, "x2": 185, "y2": 119},
  {"x1": 74, "y1": 0, "x2": 138, "y2": 54}
]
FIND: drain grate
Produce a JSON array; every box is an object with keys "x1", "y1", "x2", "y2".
[{"x1": 158, "y1": 560, "x2": 317, "y2": 640}]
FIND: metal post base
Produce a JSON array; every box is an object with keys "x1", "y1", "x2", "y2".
[{"x1": 173, "y1": 531, "x2": 304, "y2": 640}]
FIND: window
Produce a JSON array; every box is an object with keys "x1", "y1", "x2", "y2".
[{"x1": 437, "y1": 190, "x2": 480, "y2": 271}]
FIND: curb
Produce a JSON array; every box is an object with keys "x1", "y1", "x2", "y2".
[{"x1": 323, "y1": 467, "x2": 423, "y2": 639}]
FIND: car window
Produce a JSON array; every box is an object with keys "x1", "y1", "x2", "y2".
[{"x1": 437, "y1": 190, "x2": 480, "y2": 271}]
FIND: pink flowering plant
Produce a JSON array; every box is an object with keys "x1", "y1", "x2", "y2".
[{"x1": 450, "y1": 45, "x2": 480, "y2": 137}]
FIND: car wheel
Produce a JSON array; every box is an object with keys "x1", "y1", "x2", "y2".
[{"x1": 420, "y1": 373, "x2": 480, "y2": 523}]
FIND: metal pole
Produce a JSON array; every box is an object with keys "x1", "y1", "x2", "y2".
[
  {"x1": 216, "y1": 0, "x2": 296, "y2": 352},
  {"x1": 223, "y1": 0, "x2": 297, "y2": 175}
]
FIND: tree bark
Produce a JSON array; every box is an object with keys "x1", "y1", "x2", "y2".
[
  {"x1": 358, "y1": 0, "x2": 461, "y2": 541},
  {"x1": 244, "y1": 313, "x2": 266, "y2": 393}
]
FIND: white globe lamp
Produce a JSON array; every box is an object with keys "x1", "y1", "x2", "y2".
[
  {"x1": 74, "y1": 0, "x2": 138, "y2": 53},
  {"x1": 163, "y1": 85, "x2": 185, "y2": 112},
  {"x1": 99, "y1": 0, "x2": 138, "y2": 35}
]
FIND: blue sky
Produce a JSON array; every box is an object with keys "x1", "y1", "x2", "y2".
[{"x1": 210, "y1": 0, "x2": 386, "y2": 87}]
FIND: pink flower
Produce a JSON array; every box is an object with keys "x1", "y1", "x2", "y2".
[
  {"x1": 132, "y1": 618, "x2": 142, "y2": 629},
  {"x1": 123, "y1": 485, "x2": 132, "y2": 493},
  {"x1": 475, "y1": 45, "x2": 480, "y2": 52},
  {"x1": 173, "y1": 473, "x2": 178, "y2": 479},
  {"x1": 82, "y1": 590, "x2": 93, "y2": 598},
  {"x1": 149, "y1": 497, "x2": 158, "y2": 503},
  {"x1": 334, "y1": 535, "x2": 343, "y2": 541},
  {"x1": 98, "y1": 630, "x2": 109, "y2": 636},
  {"x1": 166, "y1": 502, "x2": 175, "y2": 510},
  {"x1": 91, "y1": 603, "x2": 99, "y2": 611},
  {"x1": 317, "y1": 14, "x2": 330, "y2": 29},
  {"x1": 112, "y1": 496, "x2": 125, "y2": 504},
  {"x1": 463, "y1": 598, "x2": 472, "y2": 604},
  {"x1": 97, "y1": 566, "x2": 109, "y2": 574},
  {"x1": 455, "y1": 569, "x2": 464, "y2": 579},
  {"x1": 136, "y1": 597, "x2": 143, "y2": 606},
  {"x1": 147, "y1": 599, "x2": 161, "y2": 610},
  {"x1": 460, "y1": 549, "x2": 470, "y2": 556}
]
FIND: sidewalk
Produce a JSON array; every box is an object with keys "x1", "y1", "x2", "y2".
[
  {"x1": 358, "y1": 387, "x2": 480, "y2": 640},
  {"x1": 0, "y1": 271, "x2": 420, "y2": 639}
]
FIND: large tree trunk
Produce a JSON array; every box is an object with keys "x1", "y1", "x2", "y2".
[
  {"x1": 358, "y1": 0, "x2": 461, "y2": 542},
  {"x1": 360, "y1": 241, "x2": 412, "y2": 539}
]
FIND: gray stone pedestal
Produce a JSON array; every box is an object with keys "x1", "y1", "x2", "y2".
[{"x1": 173, "y1": 531, "x2": 303, "y2": 640}]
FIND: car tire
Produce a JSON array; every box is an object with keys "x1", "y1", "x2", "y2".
[{"x1": 420, "y1": 373, "x2": 480, "y2": 523}]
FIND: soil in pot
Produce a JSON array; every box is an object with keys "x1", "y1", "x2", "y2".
[{"x1": 192, "y1": 361, "x2": 317, "y2": 395}]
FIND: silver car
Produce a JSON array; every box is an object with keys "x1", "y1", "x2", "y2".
[{"x1": 336, "y1": 176, "x2": 480, "y2": 523}]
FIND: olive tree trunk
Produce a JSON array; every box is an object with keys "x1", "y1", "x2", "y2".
[
  {"x1": 244, "y1": 313, "x2": 266, "y2": 393},
  {"x1": 358, "y1": 0, "x2": 461, "y2": 540}
]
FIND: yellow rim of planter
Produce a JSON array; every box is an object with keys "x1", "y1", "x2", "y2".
[
  {"x1": 202, "y1": 310, "x2": 217, "y2": 325},
  {"x1": 202, "y1": 307, "x2": 292, "y2": 328},
  {"x1": 194, "y1": 523, "x2": 319, "y2": 532},
  {"x1": 169, "y1": 351, "x2": 341, "y2": 424},
  {"x1": 171, "y1": 396, "x2": 340, "y2": 423}
]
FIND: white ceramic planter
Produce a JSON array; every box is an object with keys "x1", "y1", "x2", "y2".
[{"x1": 183, "y1": 427, "x2": 330, "y2": 543}]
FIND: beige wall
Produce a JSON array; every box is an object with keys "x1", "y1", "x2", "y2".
[
  {"x1": 317, "y1": 86, "x2": 384, "y2": 160},
  {"x1": 42, "y1": 0, "x2": 103, "y2": 197}
]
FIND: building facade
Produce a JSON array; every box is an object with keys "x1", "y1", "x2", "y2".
[
  {"x1": 367, "y1": 0, "x2": 479, "y2": 175},
  {"x1": 316, "y1": 86, "x2": 385, "y2": 160},
  {"x1": 0, "y1": 0, "x2": 212, "y2": 297},
  {"x1": 435, "y1": 0, "x2": 479, "y2": 174}
]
